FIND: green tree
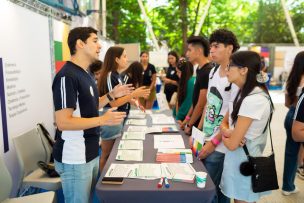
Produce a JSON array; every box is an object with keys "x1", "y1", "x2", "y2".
[{"x1": 106, "y1": 0, "x2": 148, "y2": 50}]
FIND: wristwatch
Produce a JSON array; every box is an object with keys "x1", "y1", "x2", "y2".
[{"x1": 106, "y1": 93, "x2": 114, "y2": 101}]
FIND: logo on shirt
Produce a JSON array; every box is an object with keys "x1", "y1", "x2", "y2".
[
  {"x1": 203, "y1": 87, "x2": 224, "y2": 137},
  {"x1": 90, "y1": 86, "x2": 94, "y2": 97}
]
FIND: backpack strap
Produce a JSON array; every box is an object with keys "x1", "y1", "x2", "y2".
[{"x1": 209, "y1": 63, "x2": 220, "y2": 79}]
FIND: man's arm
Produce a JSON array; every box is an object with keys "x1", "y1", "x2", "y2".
[
  {"x1": 292, "y1": 120, "x2": 304, "y2": 142},
  {"x1": 197, "y1": 105, "x2": 207, "y2": 129},
  {"x1": 55, "y1": 108, "x2": 126, "y2": 131},
  {"x1": 189, "y1": 89, "x2": 207, "y2": 127}
]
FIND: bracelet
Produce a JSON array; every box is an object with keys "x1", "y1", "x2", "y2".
[
  {"x1": 185, "y1": 116, "x2": 191, "y2": 121},
  {"x1": 109, "y1": 91, "x2": 115, "y2": 100},
  {"x1": 211, "y1": 137, "x2": 220, "y2": 146},
  {"x1": 106, "y1": 93, "x2": 114, "y2": 101}
]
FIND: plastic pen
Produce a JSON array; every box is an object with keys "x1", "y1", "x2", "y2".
[
  {"x1": 157, "y1": 177, "x2": 164, "y2": 188},
  {"x1": 164, "y1": 177, "x2": 170, "y2": 188}
]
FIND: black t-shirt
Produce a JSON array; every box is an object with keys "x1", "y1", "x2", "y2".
[
  {"x1": 164, "y1": 66, "x2": 179, "y2": 93},
  {"x1": 294, "y1": 92, "x2": 304, "y2": 123},
  {"x1": 192, "y1": 62, "x2": 213, "y2": 108},
  {"x1": 142, "y1": 63, "x2": 156, "y2": 86},
  {"x1": 52, "y1": 61, "x2": 99, "y2": 163},
  {"x1": 104, "y1": 71, "x2": 129, "y2": 112}
]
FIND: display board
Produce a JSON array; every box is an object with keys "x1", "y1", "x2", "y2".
[
  {"x1": 53, "y1": 19, "x2": 70, "y2": 73},
  {"x1": 0, "y1": 0, "x2": 54, "y2": 194}
]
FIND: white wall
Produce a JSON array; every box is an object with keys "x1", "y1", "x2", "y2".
[
  {"x1": 0, "y1": 0, "x2": 54, "y2": 195},
  {"x1": 274, "y1": 46, "x2": 304, "y2": 79}
]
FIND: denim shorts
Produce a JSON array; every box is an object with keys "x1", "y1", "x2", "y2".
[{"x1": 99, "y1": 108, "x2": 123, "y2": 140}]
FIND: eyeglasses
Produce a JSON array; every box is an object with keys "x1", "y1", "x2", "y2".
[{"x1": 226, "y1": 63, "x2": 244, "y2": 71}]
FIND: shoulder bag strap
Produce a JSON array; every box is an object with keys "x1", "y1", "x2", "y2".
[{"x1": 242, "y1": 96, "x2": 274, "y2": 157}]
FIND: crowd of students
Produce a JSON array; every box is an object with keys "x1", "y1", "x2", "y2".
[{"x1": 52, "y1": 26, "x2": 304, "y2": 203}]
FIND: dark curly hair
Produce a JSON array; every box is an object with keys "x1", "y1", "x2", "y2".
[
  {"x1": 209, "y1": 29, "x2": 240, "y2": 53},
  {"x1": 187, "y1": 36, "x2": 210, "y2": 57}
]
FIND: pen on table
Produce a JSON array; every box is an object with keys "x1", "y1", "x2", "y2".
[
  {"x1": 157, "y1": 177, "x2": 164, "y2": 188},
  {"x1": 164, "y1": 177, "x2": 170, "y2": 188}
]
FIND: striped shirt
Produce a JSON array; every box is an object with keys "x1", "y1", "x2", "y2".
[
  {"x1": 52, "y1": 61, "x2": 99, "y2": 164},
  {"x1": 104, "y1": 71, "x2": 129, "y2": 112},
  {"x1": 294, "y1": 92, "x2": 304, "y2": 123}
]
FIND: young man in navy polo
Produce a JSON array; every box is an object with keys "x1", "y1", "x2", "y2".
[{"x1": 52, "y1": 27, "x2": 131, "y2": 203}]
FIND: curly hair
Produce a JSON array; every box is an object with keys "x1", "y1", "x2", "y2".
[{"x1": 209, "y1": 29, "x2": 240, "y2": 53}]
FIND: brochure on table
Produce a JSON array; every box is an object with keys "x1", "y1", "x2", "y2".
[{"x1": 191, "y1": 127, "x2": 206, "y2": 157}]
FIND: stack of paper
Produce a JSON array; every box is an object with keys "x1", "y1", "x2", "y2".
[
  {"x1": 146, "y1": 125, "x2": 179, "y2": 134},
  {"x1": 118, "y1": 140, "x2": 143, "y2": 150},
  {"x1": 105, "y1": 164, "x2": 135, "y2": 177},
  {"x1": 122, "y1": 132, "x2": 145, "y2": 140},
  {"x1": 116, "y1": 150, "x2": 143, "y2": 161},
  {"x1": 151, "y1": 114, "x2": 175, "y2": 125},
  {"x1": 137, "y1": 164, "x2": 162, "y2": 178},
  {"x1": 126, "y1": 119, "x2": 147, "y2": 126},
  {"x1": 156, "y1": 149, "x2": 193, "y2": 163},
  {"x1": 127, "y1": 126, "x2": 148, "y2": 132},
  {"x1": 154, "y1": 135, "x2": 185, "y2": 149},
  {"x1": 105, "y1": 163, "x2": 198, "y2": 181},
  {"x1": 163, "y1": 163, "x2": 196, "y2": 183},
  {"x1": 128, "y1": 114, "x2": 146, "y2": 119},
  {"x1": 129, "y1": 109, "x2": 152, "y2": 115}
]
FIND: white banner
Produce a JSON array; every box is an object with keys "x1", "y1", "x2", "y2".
[{"x1": 0, "y1": 0, "x2": 54, "y2": 194}]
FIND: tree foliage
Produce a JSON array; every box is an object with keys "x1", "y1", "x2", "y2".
[{"x1": 105, "y1": 0, "x2": 304, "y2": 54}]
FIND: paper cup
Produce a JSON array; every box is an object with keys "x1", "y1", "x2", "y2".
[{"x1": 195, "y1": 172, "x2": 207, "y2": 188}]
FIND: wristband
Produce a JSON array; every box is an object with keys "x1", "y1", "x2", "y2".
[
  {"x1": 185, "y1": 116, "x2": 191, "y2": 121},
  {"x1": 211, "y1": 137, "x2": 220, "y2": 146},
  {"x1": 106, "y1": 93, "x2": 114, "y2": 101}
]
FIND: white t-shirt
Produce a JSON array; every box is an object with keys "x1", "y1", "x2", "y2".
[
  {"x1": 202, "y1": 66, "x2": 239, "y2": 153},
  {"x1": 229, "y1": 87, "x2": 271, "y2": 140}
]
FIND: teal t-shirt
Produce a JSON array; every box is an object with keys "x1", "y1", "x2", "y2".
[{"x1": 173, "y1": 76, "x2": 195, "y2": 120}]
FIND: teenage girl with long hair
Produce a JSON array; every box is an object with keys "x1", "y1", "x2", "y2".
[
  {"x1": 98, "y1": 47, "x2": 150, "y2": 172},
  {"x1": 220, "y1": 51, "x2": 274, "y2": 202},
  {"x1": 140, "y1": 51, "x2": 157, "y2": 109},
  {"x1": 174, "y1": 58, "x2": 195, "y2": 122}
]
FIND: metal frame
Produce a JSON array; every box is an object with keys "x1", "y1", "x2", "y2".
[{"x1": 9, "y1": 0, "x2": 72, "y2": 23}]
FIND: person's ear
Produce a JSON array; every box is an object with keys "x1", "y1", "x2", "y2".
[
  {"x1": 115, "y1": 57, "x2": 120, "y2": 64},
  {"x1": 241, "y1": 67, "x2": 248, "y2": 76},
  {"x1": 76, "y1": 39, "x2": 85, "y2": 50},
  {"x1": 227, "y1": 45, "x2": 233, "y2": 55}
]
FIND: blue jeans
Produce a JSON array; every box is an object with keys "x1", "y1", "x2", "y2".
[
  {"x1": 202, "y1": 151, "x2": 230, "y2": 203},
  {"x1": 283, "y1": 106, "x2": 300, "y2": 191},
  {"x1": 55, "y1": 157, "x2": 99, "y2": 203}
]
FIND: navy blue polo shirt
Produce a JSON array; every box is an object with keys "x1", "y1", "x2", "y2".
[
  {"x1": 294, "y1": 92, "x2": 304, "y2": 123},
  {"x1": 142, "y1": 63, "x2": 156, "y2": 86},
  {"x1": 104, "y1": 71, "x2": 129, "y2": 112},
  {"x1": 52, "y1": 61, "x2": 99, "y2": 164}
]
